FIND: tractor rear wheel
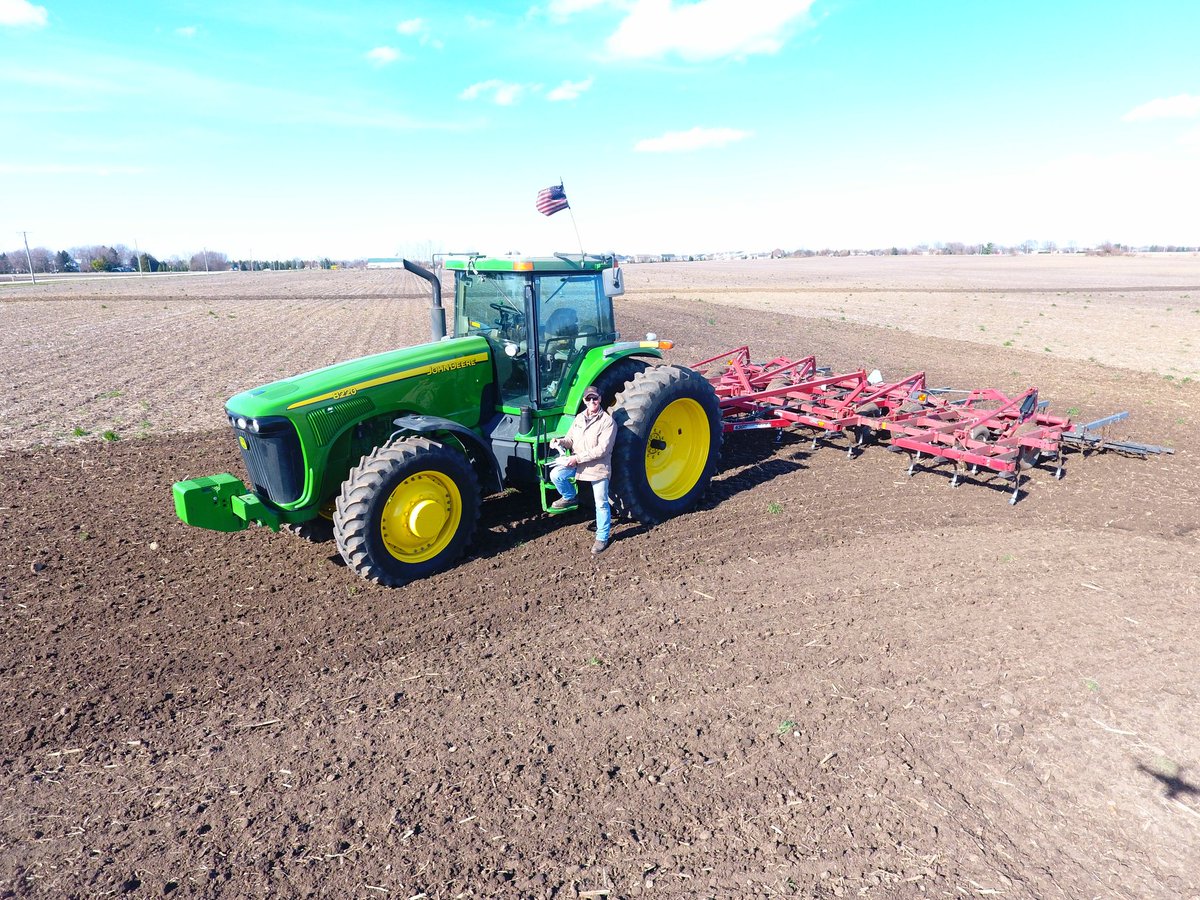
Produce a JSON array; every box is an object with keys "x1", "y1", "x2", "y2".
[
  {"x1": 610, "y1": 365, "x2": 722, "y2": 524},
  {"x1": 333, "y1": 437, "x2": 480, "y2": 586}
]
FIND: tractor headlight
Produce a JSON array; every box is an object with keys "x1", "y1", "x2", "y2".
[
  {"x1": 249, "y1": 418, "x2": 261, "y2": 433},
  {"x1": 236, "y1": 416, "x2": 249, "y2": 430}
]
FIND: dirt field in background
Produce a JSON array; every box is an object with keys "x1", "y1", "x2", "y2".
[
  {"x1": 1, "y1": 260, "x2": 1198, "y2": 898},
  {"x1": 631, "y1": 254, "x2": 1200, "y2": 380}
]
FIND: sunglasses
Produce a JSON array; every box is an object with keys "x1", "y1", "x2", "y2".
[{"x1": 583, "y1": 395, "x2": 601, "y2": 403}]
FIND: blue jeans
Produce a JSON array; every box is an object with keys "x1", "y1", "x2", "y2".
[{"x1": 550, "y1": 466, "x2": 611, "y2": 542}]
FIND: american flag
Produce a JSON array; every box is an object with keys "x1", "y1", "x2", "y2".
[{"x1": 536, "y1": 183, "x2": 569, "y2": 216}]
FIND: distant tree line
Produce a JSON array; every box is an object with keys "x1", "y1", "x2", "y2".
[
  {"x1": 770, "y1": 240, "x2": 1198, "y2": 258},
  {"x1": 0, "y1": 244, "x2": 223, "y2": 275},
  {"x1": 0, "y1": 245, "x2": 353, "y2": 277}
]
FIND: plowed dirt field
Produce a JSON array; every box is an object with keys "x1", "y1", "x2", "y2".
[{"x1": 2, "y1": 257, "x2": 1198, "y2": 899}]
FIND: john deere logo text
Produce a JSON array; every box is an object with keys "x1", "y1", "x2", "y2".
[
  {"x1": 286, "y1": 351, "x2": 488, "y2": 410},
  {"x1": 429, "y1": 358, "x2": 475, "y2": 374}
]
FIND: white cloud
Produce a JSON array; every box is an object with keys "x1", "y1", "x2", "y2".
[
  {"x1": 1122, "y1": 93, "x2": 1200, "y2": 122},
  {"x1": 4, "y1": 54, "x2": 460, "y2": 132},
  {"x1": 634, "y1": 126, "x2": 751, "y2": 152},
  {"x1": 607, "y1": 0, "x2": 814, "y2": 61},
  {"x1": 366, "y1": 46, "x2": 402, "y2": 66},
  {"x1": 460, "y1": 79, "x2": 524, "y2": 106},
  {"x1": 175, "y1": 25, "x2": 197, "y2": 38},
  {"x1": 547, "y1": 76, "x2": 594, "y2": 101},
  {"x1": 547, "y1": 0, "x2": 611, "y2": 17},
  {"x1": 465, "y1": 14, "x2": 494, "y2": 29},
  {"x1": 0, "y1": 0, "x2": 47, "y2": 27},
  {"x1": 396, "y1": 16, "x2": 441, "y2": 48}
]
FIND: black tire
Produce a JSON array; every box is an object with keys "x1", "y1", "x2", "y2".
[
  {"x1": 589, "y1": 357, "x2": 651, "y2": 410},
  {"x1": 610, "y1": 365, "x2": 722, "y2": 524},
  {"x1": 333, "y1": 437, "x2": 480, "y2": 586}
]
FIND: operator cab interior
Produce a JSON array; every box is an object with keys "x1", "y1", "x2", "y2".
[{"x1": 451, "y1": 257, "x2": 621, "y2": 409}]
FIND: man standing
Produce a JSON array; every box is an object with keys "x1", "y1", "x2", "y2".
[{"x1": 549, "y1": 384, "x2": 617, "y2": 554}]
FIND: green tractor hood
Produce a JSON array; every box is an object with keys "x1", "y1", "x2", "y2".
[
  {"x1": 226, "y1": 336, "x2": 490, "y2": 419},
  {"x1": 173, "y1": 335, "x2": 494, "y2": 533}
]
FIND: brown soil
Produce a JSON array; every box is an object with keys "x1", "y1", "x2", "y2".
[{"x1": 2, "y1": 263, "x2": 1198, "y2": 898}]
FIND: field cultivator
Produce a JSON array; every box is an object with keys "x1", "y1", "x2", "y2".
[{"x1": 691, "y1": 347, "x2": 1172, "y2": 504}]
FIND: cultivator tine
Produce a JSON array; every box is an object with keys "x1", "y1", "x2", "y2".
[{"x1": 694, "y1": 347, "x2": 1169, "y2": 504}]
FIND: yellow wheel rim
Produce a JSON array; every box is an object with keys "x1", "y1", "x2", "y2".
[
  {"x1": 379, "y1": 470, "x2": 462, "y2": 564},
  {"x1": 645, "y1": 398, "x2": 711, "y2": 500}
]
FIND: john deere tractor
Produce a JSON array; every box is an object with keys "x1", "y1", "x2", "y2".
[{"x1": 173, "y1": 254, "x2": 722, "y2": 585}]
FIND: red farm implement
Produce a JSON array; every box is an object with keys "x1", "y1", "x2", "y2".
[{"x1": 690, "y1": 346, "x2": 1172, "y2": 504}]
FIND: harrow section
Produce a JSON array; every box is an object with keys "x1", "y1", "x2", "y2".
[{"x1": 690, "y1": 347, "x2": 1172, "y2": 504}]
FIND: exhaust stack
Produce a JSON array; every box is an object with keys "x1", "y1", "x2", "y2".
[{"x1": 403, "y1": 259, "x2": 446, "y2": 341}]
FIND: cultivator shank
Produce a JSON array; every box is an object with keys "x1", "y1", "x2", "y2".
[{"x1": 691, "y1": 347, "x2": 1171, "y2": 504}]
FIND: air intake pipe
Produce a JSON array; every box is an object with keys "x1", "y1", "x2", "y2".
[{"x1": 403, "y1": 259, "x2": 446, "y2": 340}]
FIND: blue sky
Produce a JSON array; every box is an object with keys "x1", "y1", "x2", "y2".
[{"x1": 2, "y1": 0, "x2": 1198, "y2": 259}]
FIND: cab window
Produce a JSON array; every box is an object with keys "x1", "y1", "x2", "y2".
[{"x1": 454, "y1": 272, "x2": 529, "y2": 407}]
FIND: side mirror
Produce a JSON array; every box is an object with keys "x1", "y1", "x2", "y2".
[{"x1": 602, "y1": 267, "x2": 625, "y2": 297}]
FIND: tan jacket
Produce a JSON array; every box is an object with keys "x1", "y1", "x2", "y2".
[{"x1": 559, "y1": 408, "x2": 617, "y2": 481}]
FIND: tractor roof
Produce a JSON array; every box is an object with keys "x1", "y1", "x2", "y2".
[{"x1": 442, "y1": 253, "x2": 615, "y2": 273}]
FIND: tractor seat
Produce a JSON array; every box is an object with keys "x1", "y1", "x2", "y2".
[{"x1": 545, "y1": 306, "x2": 579, "y2": 341}]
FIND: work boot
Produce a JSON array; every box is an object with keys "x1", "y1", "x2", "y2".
[
  {"x1": 591, "y1": 538, "x2": 609, "y2": 554},
  {"x1": 551, "y1": 497, "x2": 575, "y2": 510}
]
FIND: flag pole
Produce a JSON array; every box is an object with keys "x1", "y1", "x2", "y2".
[
  {"x1": 567, "y1": 208, "x2": 585, "y2": 259},
  {"x1": 562, "y1": 177, "x2": 584, "y2": 259}
]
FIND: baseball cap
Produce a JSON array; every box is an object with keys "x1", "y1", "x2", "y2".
[{"x1": 583, "y1": 386, "x2": 601, "y2": 400}]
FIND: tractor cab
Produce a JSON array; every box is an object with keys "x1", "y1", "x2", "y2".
[{"x1": 445, "y1": 254, "x2": 625, "y2": 411}]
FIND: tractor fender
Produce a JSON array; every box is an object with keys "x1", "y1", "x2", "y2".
[{"x1": 390, "y1": 414, "x2": 504, "y2": 494}]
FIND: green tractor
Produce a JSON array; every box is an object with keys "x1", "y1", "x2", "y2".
[{"x1": 173, "y1": 254, "x2": 722, "y2": 585}]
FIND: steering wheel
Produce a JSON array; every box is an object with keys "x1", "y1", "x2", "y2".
[
  {"x1": 488, "y1": 303, "x2": 526, "y2": 346},
  {"x1": 490, "y1": 302, "x2": 523, "y2": 320}
]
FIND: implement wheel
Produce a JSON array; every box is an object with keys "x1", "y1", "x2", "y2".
[
  {"x1": 333, "y1": 437, "x2": 480, "y2": 586},
  {"x1": 611, "y1": 365, "x2": 722, "y2": 524}
]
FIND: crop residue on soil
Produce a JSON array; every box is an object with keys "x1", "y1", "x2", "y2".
[{"x1": 1, "y1": 260, "x2": 1198, "y2": 898}]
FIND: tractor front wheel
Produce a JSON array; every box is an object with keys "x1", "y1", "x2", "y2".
[
  {"x1": 333, "y1": 437, "x2": 480, "y2": 586},
  {"x1": 610, "y1": 365, "x2": 722, "y2": 524}
]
